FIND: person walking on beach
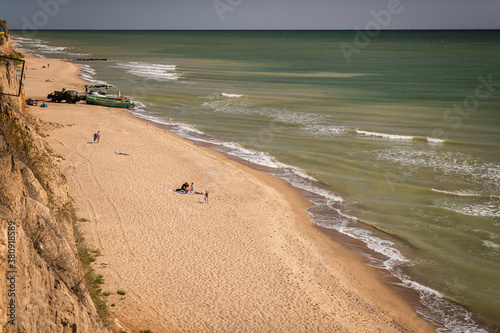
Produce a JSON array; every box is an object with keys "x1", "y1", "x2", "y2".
[
  {"x1": 93, "y1": 132, "x2": 98, "y2": 143},
  {"x1": 97, "y1": 130, "x2": 102, "y2": 143},
  {"x1": 204, "y1": 190, "x2": 209, "y2": 203},
  {"x1": 190, "y1": 183, "x2": 194, "y2": 194}
]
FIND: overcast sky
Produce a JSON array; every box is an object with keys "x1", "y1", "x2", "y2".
[{"x1": 2, "y1": 0, "x2": 500, "y2": 30}]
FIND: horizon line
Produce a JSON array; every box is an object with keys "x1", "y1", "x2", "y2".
[{"x1": 8, "y1": 28, "x2": 500, "y2": 32}]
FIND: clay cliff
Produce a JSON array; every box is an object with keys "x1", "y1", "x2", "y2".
[{"x1": 0, "y1": 24, "x2": 111, "y2": 332}]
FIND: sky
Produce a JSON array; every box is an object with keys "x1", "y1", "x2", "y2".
[{"x1": 2, "y1": 0, "x2": 500, "y2": 31}]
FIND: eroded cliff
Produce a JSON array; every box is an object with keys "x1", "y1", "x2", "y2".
[{"x1": 0, "y1": 25, "x2": 111, "y2": 333}]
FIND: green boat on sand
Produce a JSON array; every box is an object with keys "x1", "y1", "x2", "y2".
[{"x1": 85, "y1": 93, "x2": 131, "y2": 109}]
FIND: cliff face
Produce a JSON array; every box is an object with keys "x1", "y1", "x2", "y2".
[{"x1": 0, "y1": 30, "x2": 110, "y2": 332}]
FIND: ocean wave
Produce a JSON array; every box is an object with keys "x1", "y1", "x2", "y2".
[
  {"x1": 355, "y1": 130, "x2": 446, "y2": 144},
  {"x1": 221, "y1": 92, "x2": 242, "y2": 98},
  {"x1": 11, "y1": 37, "x2": 44, "y2": 44},
  {"x1": 431, "y1": 189, "x2": 483, "y2": 197},
  {"x1": 221, "y1": 141, "x2": 320, "y2": 181},
  {"x1": 272, "y1": 109, "x2": 323, "y2": 125},
  {"x1": 356, "y1": 129, "x2": 414, "y2": 140},
  {"x1": 11, "y1": 36, "x2": 33, "y2": 41},
  {"x1": 117, "y1": 62, "x2": 181, "y2": 81},
  {"x1": 299, "y1": 124, "x2": 351, "y2": 136},
  {"x1": 202, "y1": 100, "x2": 254, "y2": 116},
  {"x1": 377, "y1": 148, "x2": 500, "y2": 191},
  {"x1": 319, "y1": 208, "x2": 409, "y2": 269},
  {"x1": 438, "y1": 201, "x2": 500, "y2": 218},
  {"x1": 78, "y1": 64, "x2": 111, "y2": 86},
  {"x1": 12, "y1": 37, "x2": 68, "y2": 58},
  {"x1": 32, "y1": 43, "x2": 68, "y2": 54},
  {"x1": 202, "y1": 100, "x2": 325, "y2": 128},
  {"x1": 67, "y1": 52, "x2": 92, "y2": 57},
  {"x1": 129, "y1": 100, "x2": 147, "y2": 112},
  {"x1": 397, "y1": 278, "x2": 489, "y2": 333},
  {"x1": 426, "y1": 136, "x2": 445, "y2": 143},
  {"x1": 482, "y1": 240, "x2": 500, "y2": 249},
  {"x1": 220, "y1": 144, "x2": 347, "y2": 203},
  {"x1": 319, "y1": 208, "x2": 490, "y2": 332}
]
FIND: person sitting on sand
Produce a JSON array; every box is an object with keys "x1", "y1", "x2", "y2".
[{"x1": 175, "y1": 182, "x2": 190, "y2": 193}]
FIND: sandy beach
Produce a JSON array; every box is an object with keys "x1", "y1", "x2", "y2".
[{"x1": 23, "y1": 53, "x2": 435, "y2": 332}]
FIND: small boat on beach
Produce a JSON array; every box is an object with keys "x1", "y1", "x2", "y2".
[{"x1": 85, "y1": 91, "x2": 131, "y2": 109}]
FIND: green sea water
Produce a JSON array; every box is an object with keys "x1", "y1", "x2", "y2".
[{"x1": 12, "y1": 30, "x2": 500, "y2": 331}]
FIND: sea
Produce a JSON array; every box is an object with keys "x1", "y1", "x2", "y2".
[{"x1": 11, "y1": 30, "x2": 500, "y2": 332}]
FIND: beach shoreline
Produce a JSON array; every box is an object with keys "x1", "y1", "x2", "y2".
[{"x1": 22, "y1": 51, "x2": 436, "y2": 332}]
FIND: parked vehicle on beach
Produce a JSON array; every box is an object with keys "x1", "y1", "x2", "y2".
[{"x1": 47, "y1": 89, "x2": 84, "y2": 103}]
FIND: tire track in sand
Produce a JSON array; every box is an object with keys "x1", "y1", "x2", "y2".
[
  {"x1": 51, "y1": 138, "x2": 140, "y2": 301},
  {"x1": 54, "y1": 139, "x2": 136, "y2": 261},
  {"x1": 52, "y1": 139, "x2": 106, "y2": 252}
]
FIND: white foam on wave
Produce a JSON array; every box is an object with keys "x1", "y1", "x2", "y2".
[
  {"x1": 129, "y1": 110, "x2": 210, "y2": 139},
  {"x1": 129, "y1": 111, "x2": 169, "y2": 125},
  {"x1": 402, "y1": 278, "x2": 444, "y2": 298},
  {"x1": 439, "y1": 201, "x2": 500, "y2": 218},
  {"x1": 13, "y1": 37, "x2": 70, "y2": 58},
  {"x1": 312, "y1": 205, "x2": 487, "y2": 331},
  {"x1": 431, "y1": 188, "x2": 483, "y2": 197},
  {"x1": 221, "y1": 92, "x2": 242, "y2": 98},
  {"x1": 377, "y1": 148, "x2": 500, "y2": 185},
  {"x1": 397, "y1": 277, "x2": 490, "y2": 333},
  {"x1": 317, "y1": 205, "x2": 487, "y2": 332},
  {"x1": 33, "y1": 43, "x2": 68, "y2": 54},
  {"x1": 380, "y1": 148, "x2": 500, "y2": 218},
  {"x1": 273, "y1": 109, "x2": 323, "y2": 125},
  {"x1": 324, "y1": 214, "x2": 409, "y2": 269},
  {"x1": 202, "y1": 100, "x2": 327, "y2": 132},
  {"x1": 14, "y1": 36, "x2": 91, "y2": 59},
  {"x1": 78, "y1": 64, "x2": 110, "y2": 86},
  {"x1": 427, "y1": 136, "x2": 445, "y2": 143},
  {"x1": 11, "y1": 37, "x2": 35, "y2": 42},
  {"x1": 67, "y1": 52, "x2": 91, "y2": 57},
  {"x1": 130, "y1": 100, "x2": 147, "y2": 112},
  {"x1": 482, "y1": 240, "x2": 500, "y2": 249},
  {"x1": 134, "y1": 113, "x2": 174, "y2": 128},
  {"x1": 283, "y1": 173, "x2": 344, "y2": 202},
  {"x1": 356, "y1": 129, "x2": 414, "y2": 140},
  {"x1": 221, "y1": 142, "x2": 317, "y2": 181},
  {"x1": 299, "y1": 124, "x2": 351, "y2": 137},
  {"x1": 117, "y1": 62, "x2": 181, "y2": 81}
]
